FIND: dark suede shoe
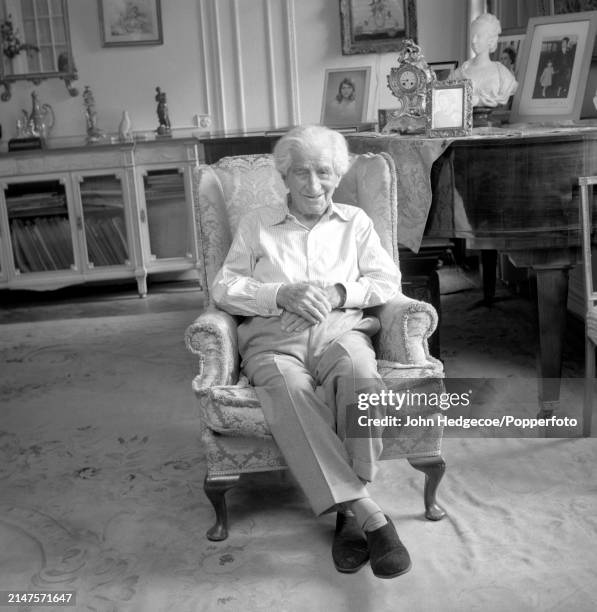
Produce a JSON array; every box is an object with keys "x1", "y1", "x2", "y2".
[
  {"x1": 366, "y1": 515, "x2": 411, "y2": 579},
  {"x1": 332, "y1": 512, "x2": 369, "y2": 573}
]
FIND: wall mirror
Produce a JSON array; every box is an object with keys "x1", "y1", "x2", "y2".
[{"x1": 0, "y1": 0, "x2": 78, "y2": 101}]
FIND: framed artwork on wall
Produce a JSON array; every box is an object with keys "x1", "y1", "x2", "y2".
[
  {"x1": 553, "y1": 1, "x2": 597, "y2": 13},
  {"x1": 339, "y1": 0, "x2": 417, "y2": 55},
  {"x1": 98, "y1": 0, "x2": 163, "y2": 47},
  {"x1": 510, "y1": 11, "x2": 597, "y2": 123},
  {"x1": 321, "y1": 67, "x2": 371, "y2": 127},
  {"x1": 425, "y1": 80, "x2": 473, "y2": 138}
]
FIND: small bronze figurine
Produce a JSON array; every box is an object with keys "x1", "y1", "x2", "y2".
[{"x1": 155, "y1": 86, "x2": 171, "y2": 135}]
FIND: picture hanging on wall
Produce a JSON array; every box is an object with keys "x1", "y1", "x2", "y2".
[
  {"x1": 339, "y1": 0, "x2": 417, "y2": 55},
  {"x1": 98, "y1": 0, "x2": 163, "y2": 47}
]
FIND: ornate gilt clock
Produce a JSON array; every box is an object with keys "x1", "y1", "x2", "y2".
[{"x1": 384, "y1": 40, "x2": 435, "y2": 134}]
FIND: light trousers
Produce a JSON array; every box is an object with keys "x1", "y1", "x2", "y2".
[{"x1": 241, "y1": 310, "x2": 386, "y2": 516}]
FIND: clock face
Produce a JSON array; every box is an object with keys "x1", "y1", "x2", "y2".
[{"x1": 399, "y1": 69, "x2": 418, "y2": 92}]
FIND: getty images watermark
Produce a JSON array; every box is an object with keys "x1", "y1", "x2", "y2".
[{"x1": 347, "y1": 378, "x2": 584, "y2": 438}]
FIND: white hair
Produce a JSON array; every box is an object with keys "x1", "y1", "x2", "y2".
[{"x1": 273, "y1": 125, "x2": 350, "y2": 178}]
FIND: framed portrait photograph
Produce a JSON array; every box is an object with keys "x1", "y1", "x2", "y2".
[
  {"x1": 98, "y1": 0, "x2": 163, "y2": 47},
  {"x1": 425, "y1": 79, "x2": 473, "y2": 138},
  {"x1": 510, "y1": 11, "x2": 597, "y2": 123},
  {"x1": 321, "y1": 67, "x2": 371, "y2": 127},
  {"x1": 491, "y1": 33, "x2": 526, "y2": 77},
  {"x1": 339, "y1": 0, "x2": 417, "y2": 55},
  {"x1": 428, "y1": 61, "x2": 459, "y2": 81}
]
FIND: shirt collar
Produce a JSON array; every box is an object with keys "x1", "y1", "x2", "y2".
[{"x1": 268, "y1": 200, "x2": 350, "y2": 226}]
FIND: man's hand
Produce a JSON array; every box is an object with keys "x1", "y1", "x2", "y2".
[{"x1": 276, "y1": 282, "x2": 332, "y2": 324}]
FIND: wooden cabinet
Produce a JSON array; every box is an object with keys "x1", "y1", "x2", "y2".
[{"x1": 0, "y1": 134, "x2": 202, "y2": 296}]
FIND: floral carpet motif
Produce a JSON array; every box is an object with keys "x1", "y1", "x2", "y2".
[{"x1": 0, "y1": 290, "x2": 596, "y2": 611}]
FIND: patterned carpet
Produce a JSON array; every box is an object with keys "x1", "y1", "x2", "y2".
[{"x1": 1, "y1": 282, "x2": 596, "y2": 612}]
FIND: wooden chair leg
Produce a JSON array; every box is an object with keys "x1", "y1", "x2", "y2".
[
  {"x1": 408, "y1": 456, "x2": 447, "y2": 521},
  {"x1": 204, "y1": 474, "x2": 241, "y2": 541}
]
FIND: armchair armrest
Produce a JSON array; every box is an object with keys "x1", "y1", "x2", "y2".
[
  {"x1": 370, "y1": 293, "x2": 440, "y2": 365},
  {"x1": 184, "y1": 307, "x2": 240, "y2": 393}
]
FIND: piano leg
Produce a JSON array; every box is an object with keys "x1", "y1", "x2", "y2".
[
  {"x1": 481, "y1": 250, "x2": 498, "y2": 305},
  {"x1": 534, "y1": 265, "x2": 570, "y2": 419}
]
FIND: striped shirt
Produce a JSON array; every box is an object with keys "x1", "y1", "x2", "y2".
[{"x1": 212, "y1": 201, "x2": 401, "y2": 317}]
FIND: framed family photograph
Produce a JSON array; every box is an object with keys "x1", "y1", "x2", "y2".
[
  {"x1": 339, "y1": 0, "x2": 417, "y2": 55},
  {"x1": 321, "y1": 67, "x2": 371, "y2": 127},
  {"x1": 425, "y1": 79, "x2": 473, "y2": 138},
  {"x1": 510, "y1": 11, "x2": 597, "y2": 123},
  {"x1": 98, "y1": 0, "x2": 163, "y2": 47},
  {"x1": 492, "y1": 32, "x2": 526, "y2": 77},
  {"x1": 428, "y1": 61, "x2": 459, "y2": 81}
]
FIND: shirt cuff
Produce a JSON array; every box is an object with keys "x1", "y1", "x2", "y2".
[
  {"x1": 255, "y1": 282, "x2": 284, "y2": 316},
  {"x1": 342, "y1": 281, "x2": 368, "y2": 309}
]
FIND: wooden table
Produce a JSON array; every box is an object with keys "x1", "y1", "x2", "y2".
[{"x1": 349, "y1": 126, "x2": 597, "y2": 419}]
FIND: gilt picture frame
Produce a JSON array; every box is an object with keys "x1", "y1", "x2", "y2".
[
  {"x1": 425, "y1": 79, "x2": 473, "y2": 138},
  {"x1": 510, "y1": 11, "x2": 597, "y2": 123},
  {"x1": 339, "y1": 0, "x2": 417, "y2": 55},
  {"x1": 98, "y1": 0, "x2": 163, "y2": 47}
]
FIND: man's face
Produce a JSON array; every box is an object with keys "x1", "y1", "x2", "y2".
[{"x1": 285, "y1": 149, "x2": 339, "y2": 221}]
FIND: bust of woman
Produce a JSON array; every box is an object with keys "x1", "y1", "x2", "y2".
[{"x1": 455, "y1": 13, "x2": 518, "y2": 107}]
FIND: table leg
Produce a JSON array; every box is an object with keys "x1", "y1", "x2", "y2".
[{"x1": 534, "y1": 266, "x2": 570, "y2": 418}]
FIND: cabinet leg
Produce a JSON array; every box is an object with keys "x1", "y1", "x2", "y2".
[
  {"x1": 408, "y1": 456, "x2": 447, "y2": 521},
  {"x1": 135, "y1": 269, "x2": 148, "y2": 298},
  {"x1": 204, "y1": 474, "x2": 241, "y2": 541}
]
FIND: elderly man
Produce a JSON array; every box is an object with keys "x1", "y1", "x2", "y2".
[{"x1": 212, "y1": 125, "x2": 410, "y2": 578}]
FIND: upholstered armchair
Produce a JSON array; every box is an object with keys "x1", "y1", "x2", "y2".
[{"x1": 185, "y1": 153, "x2": 447, "y2": 541}]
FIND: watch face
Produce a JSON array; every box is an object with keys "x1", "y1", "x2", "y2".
[{"x1": 399, "y1": 69, "x2": 418, "y2": 92}]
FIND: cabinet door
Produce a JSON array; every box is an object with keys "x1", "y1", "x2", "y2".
[
  {"x1": 1, "y1": 176, "x2": 78, "y2": 276},
  {"x1": 74, "y1": 171, "x2": 134, "y2": 270},
  {"x1": 140, "y1": 167, "x2": 196, "y2": 261}
]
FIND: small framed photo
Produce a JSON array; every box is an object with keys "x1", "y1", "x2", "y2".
[
  {"x1": 492, "y1": 32, "x2": 526, "y2": 77},
  {"x1": 339, "y1": 0, "x2": 417, "y2": 55},
  {"x1": 426, "y1": 79, "x2": 473, "y2": 138},
  {"x1": 321, "y1": 67, "x2": 371, "y2": 127},
  {"x1": 428, "y1": 61, "x2": 459, "y2": 81},
  {"x1": 510, "y1": 11, "x2": 597, "y2": 123},
  {"x1": 98, "y1": 0, "x2": 163, "y2": 47}
]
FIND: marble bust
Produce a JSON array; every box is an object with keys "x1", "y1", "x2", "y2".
[{"x1": 455, "y1": 13, "x2": 518, "y2": 107}]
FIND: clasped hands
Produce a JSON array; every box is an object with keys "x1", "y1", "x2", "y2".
[{"x1": 276, "y1": 282, "x2": 345, "y2": 333}]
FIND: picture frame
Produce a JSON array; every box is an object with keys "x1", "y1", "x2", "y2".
[
  {"x1": 98, "y1": 0, "x2": 163, "y2": 47},
  {"x1": 428, "y1": 61, "x2": 459, "y2": 81},
  {"x1": 492, "y1": 32, "x2": 526, "y2": 77},
  {"x1": 553, "y1": 0, "x2": 597, "y2": 14},
  {"x1": 425, "y1": 79, "x2": 473, "y2": 138},
  {"x1": 510, "y1": 11, "x2": 597, "y2": 123},
  {"x1": 339, "y1": 0, "x2": 417, "y2": 55},
  {"x1": 321, "y1": 67, "x2": 371, "y2": 127}
]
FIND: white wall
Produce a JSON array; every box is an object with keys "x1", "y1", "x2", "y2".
[{"x1": 0, "y1": 0, "x2": 468, "y2": 140}]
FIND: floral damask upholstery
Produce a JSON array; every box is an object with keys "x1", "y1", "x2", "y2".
[{"x1": 185, "y1": 153, "x2": 447, "y2": 540}]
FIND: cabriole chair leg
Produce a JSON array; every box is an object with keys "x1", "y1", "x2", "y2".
[
  {"x1": 408, "y1": 456, "x2": 447, "y2": 521},
  {"x1": 204, "y1": 474, "x2": 241, "y2": 541}
]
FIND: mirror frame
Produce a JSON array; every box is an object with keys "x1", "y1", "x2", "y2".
[{"x1": 0, "y1": 0, "x2": 78, "y2": 101}]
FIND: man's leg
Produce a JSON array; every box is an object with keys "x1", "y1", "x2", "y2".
[
  {"x1": 315, "y1": 330, "x2": 412, "y2": 578},
  {"x1": 243, "y1": 351, "x2": 369, "y2": 517}
]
